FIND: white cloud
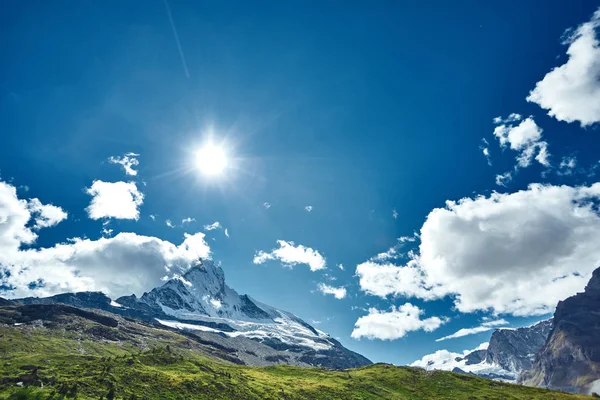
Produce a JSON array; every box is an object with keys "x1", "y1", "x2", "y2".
[
  {"x1": 495, "y1": 171, "x2": 513, "y2": 187},
  {"x1": 27, "y1": 198, "x2": 68, "y2": 229},
  {"x1": 527, "y1": 9, "x2": 600, "y2": 127},
  {"x1": 0, "y1": 182, "x2": 40, "y2": 252},
  {"x1": 204, "y1": 221, "x2": 222, "y2": 231},
  {"x1": 411, "y1": 342, "x2": 489, "y2": 371},
  {"x1": 0, "y1": 183, "x2": 69, "y2": 256},
  {"x1": 370, "y1": 235, "x2": 417, "y2": 262},
  {"x1": 392, "y1": 209, "x2": 399, "y2": 219},
  {"x1": 182, "y1": 217, "x2": 195, "y2": 224},
  {"x1": 480, "y1": 138, "x2": 492, "y2": 166},
  {"x1": 165, "y1": 219, "x2": 175, "y2": 228},
  {"x1": 356, "y1": 183, "x2": 600, "y2": 316},
  {"x1": 85, "y1": 181, "x2": 144, "y2": 220},
  {"x1": 559, "y1": 156, "x2": 578, "y2": 176},
  {"x1": 493, "y1": 117, "x2": 550, "y2": 168},
  {"x1": 317, "y1": 283, "x2": 346, "y2": 299},
  {"x1": 493, "y1": 113, "x2": 522, "y2": 124},
  {"x1": 0, "y1": 180, "x2": 211, "y2": 299},
  {"x1": 435, "y1": 319, "x2": 508, "y2": 342},
  {"x1": 338, "y1": 263, "x2": 344, "y2": 271},
  {"x1": 263, "y1": 202, "x2": 271, "y2": 209},
  {"x1": 149, "y1": 214, "x2": 156, "y2": 221},
  {"x1": 224, "y1": 228, "x2": 229, "y2": 238},
  {"x1": 108, "y1": 152, "x2": 140, "y2": 176},
  {"x1": 351, "y1": 303, "x2": 447, "y2": 340},
  {"x1": 253, "y1": 240, "x2": 326, "y2": 271},
  {"x1": 1, "y1": 232, "x2": 211, "y2": 299},
  {"x1": 305, "y1": 205, "x2": 313, "y2": 212}
]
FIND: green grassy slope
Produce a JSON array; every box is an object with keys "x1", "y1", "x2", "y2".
[{"x1": 0, "y1": 307, "x2": 591, "y2": 399}]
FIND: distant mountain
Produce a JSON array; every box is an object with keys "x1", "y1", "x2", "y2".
[
  {"x1": 520, "y1": 268, "x2": 600, "y2": 393},
  {"x1": 17, "y1": 259, "x2": 370, "y2": 369},
  {"x1": 415, "y1": 319, "x2": 553, "y2": 382}
]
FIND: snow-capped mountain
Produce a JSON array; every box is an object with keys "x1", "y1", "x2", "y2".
[
  {"x1": 412, "y1": 319, "x2": 553, "y2": 382},
  {"x1": 18, "y1": 259, "x2": 370, "y2": 369}
]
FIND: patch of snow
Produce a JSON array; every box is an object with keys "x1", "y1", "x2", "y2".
[
  {"x1": 110, "y1": 300, "x2": 123, "y2": 308},
  {"x1": 155, "y1": 319, "x2": 222, "y2": 333}
]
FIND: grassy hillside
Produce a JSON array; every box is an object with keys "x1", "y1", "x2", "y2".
[{"x1": 0, "y1": 305, "x2": 591, "y2": 399}]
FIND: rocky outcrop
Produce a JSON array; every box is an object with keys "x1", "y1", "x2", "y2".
[
  {"x1": 486, "y1": 319, "x2": 553, "y2": 374},
  {"x1": 520, "y1": 268, "x2": 600, "y2": 393}
]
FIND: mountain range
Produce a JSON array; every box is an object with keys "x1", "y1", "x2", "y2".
[
  {"x1": 16, "y1": 258, "x2": 370, "y2": 369},
  {"x1": 414, "y1": 319, "x2": 553, "y2": 382},
  {"x1": 9, "y1": 257, "x2": 600, "y2": 395},
  {"x1": 416, "y1": 267, "x2": 600, "y2": 395}
]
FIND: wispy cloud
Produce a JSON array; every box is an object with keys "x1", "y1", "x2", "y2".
[
  {"x1": 435, "y1": 319, "x2": 509, "y2": 342},
  {"x1": 204, "y1": 221, "x2": 222, "y2": 231},
  {"x1": 108, "y1": 152, "x2": 140, "y2": 176}
]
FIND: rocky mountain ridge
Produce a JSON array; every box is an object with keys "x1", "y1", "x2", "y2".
[
  {"x1": 520, "y1": 268, "x2": 600, "y2": 393},
  {"x1": 416, "y1": 319, "x2": 553, "y2": 382}
]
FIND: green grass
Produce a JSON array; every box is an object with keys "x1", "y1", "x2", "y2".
[{"x1": 0, "y1": 324, "x2": 591, "y2": 400}]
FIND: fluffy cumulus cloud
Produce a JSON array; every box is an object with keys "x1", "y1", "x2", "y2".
[
  {"x1": 0, "y1": 180, "x2": 211, "y2": 299},
  {"x1": 527, "y1": 9, "x2": 600, "y2": 127},
  {"x1": 253, "y1": 240, "x2": 326, "y2": 271},
  {"x1": 351, "y1": 303, "x2": 447, "y2": 340},
  {"x1": 108, "y1": 152, "x2": 140, "y2": 176},
  {"x1": 0, "y1": 182, "x2": 45, "y2": 252},
  {"x1": 26, "y1": 198, "x2": 68, "y2": 229},
  {"x1": 493, "y1": 116, "x2": 550, "y2": 169},
  {"x1": 356, "y1": 183, "x2": 600, "y2": 316},
  {"x1": 86, "y1": 180, "x2": 144, "y2": 220},
  {"x1": 317, "y1": 282, "x2": 346, "y2": 299},
  {"x1": 435, "y1": 319, "x2": 508, "y2": 342}
]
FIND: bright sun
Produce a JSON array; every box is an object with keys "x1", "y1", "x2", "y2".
[{"x1": 196, "y1": 143, "x2": 228, "y2": 176}]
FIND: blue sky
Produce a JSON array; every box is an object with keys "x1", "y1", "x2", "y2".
[{"x1": 1, "y1": 1, "x2": 600, "y2": 365}]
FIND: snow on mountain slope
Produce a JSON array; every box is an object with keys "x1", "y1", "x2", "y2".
[{"x1": 111, "y1": 259, "x2": 370, "y2": 368}]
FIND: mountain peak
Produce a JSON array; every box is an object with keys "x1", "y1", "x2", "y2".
[{"x1": 584, "y1": 267, "x2": 600, "y2": 297}]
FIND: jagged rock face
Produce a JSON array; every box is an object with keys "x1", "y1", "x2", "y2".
[
  {"x1": 486, "y1": 319, "x2": 553, "y2": 373},
  {"x1": 14, "y1": 259, "x2": 371, "y2": 370},
  {"x1": 520, "y1": 268, "x2": 600, "y2": 393},
  {"x1": 463, "y1": 349, "x2": 487, "y2": 365},
  {"x1": 421, "y1": 320, "x2": 553, "y2": 382}
]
